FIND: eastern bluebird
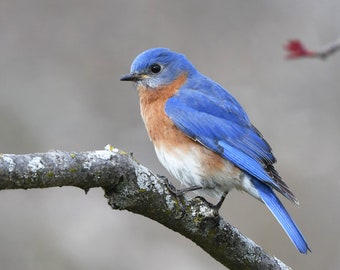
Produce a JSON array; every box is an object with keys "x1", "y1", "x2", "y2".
[{"x1": 120, "y1": 48, "x2": 310, "y2": 253}]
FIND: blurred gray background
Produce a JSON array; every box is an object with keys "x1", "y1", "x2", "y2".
[{"x1": 0, "y1": 0, "x2": 339, "y2": 269}]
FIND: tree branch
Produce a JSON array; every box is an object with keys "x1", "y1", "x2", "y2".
[{"x1": 0, "y1": 146, "x2": 291, "y2": 270}]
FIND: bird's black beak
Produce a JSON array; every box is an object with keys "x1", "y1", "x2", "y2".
[{"x1": 120, "y1": 73, "x2": 143, "y2": 82}]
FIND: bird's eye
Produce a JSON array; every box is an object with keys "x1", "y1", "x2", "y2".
[{"x1": 150, "y1": 63, "x2": 162, "y2": 74}]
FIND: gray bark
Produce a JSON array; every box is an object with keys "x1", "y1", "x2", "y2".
[{"x1": 0, "y1": 147, "x2": 291, "y2": 270}]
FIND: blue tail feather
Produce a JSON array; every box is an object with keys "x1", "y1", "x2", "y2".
[{"x1": 252, "y1": 179, "x2": 310, "y2": 253}]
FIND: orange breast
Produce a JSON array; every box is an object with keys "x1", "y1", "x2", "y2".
[
  {"x1": 137, "y1": 74, "x2": 189, "y2": 146},
  {"x1": 137, "y1": 74, "x2": 236, "y2": 177}
]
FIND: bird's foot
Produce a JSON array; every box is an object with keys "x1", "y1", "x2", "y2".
[
  {"x1": 169, "y1": 185, "x2": 202, "y2": 196},
  {"x1": 194, "y1": 191, "x2": 228, "y2": 212},
  {"x1": 157, "y1": 174, "x2": 202, "y2": 196},
  {"x1": 157, "y1": 175, "x2": 203, "y2": 219}
]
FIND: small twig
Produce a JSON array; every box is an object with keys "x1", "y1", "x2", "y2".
[{"x1": 285, "y1": 37, "x2": 340, "y2": 60}]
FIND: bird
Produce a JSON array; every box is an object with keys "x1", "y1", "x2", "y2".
[{"x1": 120, "y1": 47, "x2": 310, "y2": 253}]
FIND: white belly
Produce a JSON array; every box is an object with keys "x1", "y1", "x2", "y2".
[{"x1": 154, "y1": 144, "x2": 249, "y2": 198}]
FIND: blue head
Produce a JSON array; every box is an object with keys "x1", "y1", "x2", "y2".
[{"x1": 120, "y1": 48, "x2": 197, "y2": 88}]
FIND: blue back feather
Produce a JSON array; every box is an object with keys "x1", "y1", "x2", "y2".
[{"x1": 165, "y1": 77, "x2": 278, "y2": 188}]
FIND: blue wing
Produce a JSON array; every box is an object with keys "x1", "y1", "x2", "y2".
[
  {"x1": 165, "y1": 75, "x2": 310, "y2": 253},
  {"x1": 165, "y1": 76, "x2": 295, "y2": 202}
]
